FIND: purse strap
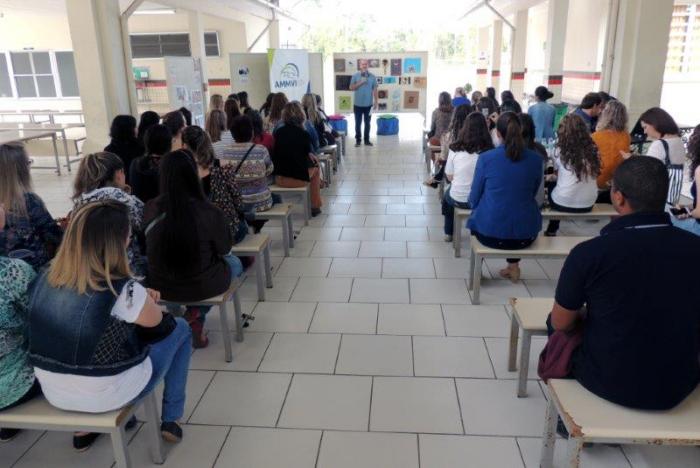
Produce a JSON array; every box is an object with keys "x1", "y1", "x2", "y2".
[
  {"x1": 233, "y1": 144, "x2": 256, "y2": 175},
  {"x1": 660, "y1": 138, "x2": 671, "y2": 167},
  {"x1": 144, "y1": 212, "x2": 165, "y2": 237}
]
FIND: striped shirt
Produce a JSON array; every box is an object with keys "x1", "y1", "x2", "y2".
[{"x1": 217, "y1": 142, "x2": 274, "y2": 212}]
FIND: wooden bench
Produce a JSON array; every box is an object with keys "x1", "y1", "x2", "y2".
[
  {"x1": 508, "y1": 297, "x2": 551, "y2": 397},
  {"x1": 320, "y1": 144, "x2": 339, "y2": 170},
  {"x1": 0, "y1": 393, "x2": 164, "y2": 468},
  {"x1": 425, "y1": 144, "x2": 441, "y2": 173},
  {"x1": 336, "y1": 131, "x2": 346, "y2": 158},
  {"x1": 468, "y1": 235, "x2": 591, "y2": 304},
  {"x1": 253, "y1": 203, "x2": 294, "y2": 257},
  {"x1": 318, "y1": 153, "x2": 334, "y2": 187},
  {"x1": 452, "y1": 204, "x2": 616, "y2": 258},
  {"x1": 232, "y1": 233, "x2": 273, "y2": 302},
  {"x1": 270, "y1": 184, "x2": 311, "y2": 226},
  {"x1": 160, "y1": 279, "x2": 244, "y2": 362},
  {"x1": 541, "y1": 379, "x2": 700, "y2": 468}
]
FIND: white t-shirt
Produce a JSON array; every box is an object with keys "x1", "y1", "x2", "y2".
[
  {"x1": 646, "y1": 137, "x2": 686, "y2": 165},
  {"x1": 551, "y1": 154, "x2": 598, "y2": 209},
  {"x1": 34, "y1": 282, "x2": 153, "y2": 413},
  {"x1": 445, "y1": 149, "x2": 480, "y2": 203}
]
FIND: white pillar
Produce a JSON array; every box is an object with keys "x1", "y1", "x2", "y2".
[
  {"x1": 476, "y1": 26, "x2": 490, "y2": 92},
  {"x1": 269, "y1": 19, "x2": 281, "y2": 49},
  {"x1": 66, "y1": 0, "x2": 134, "y2": 152},
  {"x1": 608, "y1": 0, "x2": 674, "y2": 123},
  {"x1": 543, "y1": 0, "x2": 568, "y2": 103},
  {"x1": 188, "y1": 9, "x2": 209, "y2": 114},
  {"x1": 490, "y1": 20, "x2": 503, "y2": 94},
  {"x1": 510, "y1": 10, "x2": 528, "y2": 100}
]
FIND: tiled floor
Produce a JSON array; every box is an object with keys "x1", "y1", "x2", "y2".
[{"x1": 2, "y1": 115, "x2": 697, "y2": 467}]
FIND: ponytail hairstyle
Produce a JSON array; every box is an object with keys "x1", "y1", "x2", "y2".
[
  {"x1": 450, "y1": 112, "x2": 494, "y2": 154},
  {"x1": 556, "y1": 114, "x2": 602, "y2": 181},
  {"x1": 182, "y1": 126, "x2": 216, "y2": 170},
  {"x1": 496, "y1": 112, "x2": 526, "y2": 161},
  {"x1": 72, "y1": 152, "x2": 125, "y2": 201},
  {"x1": 448, "y1": 104, "x2": 471, "y2": 143}
]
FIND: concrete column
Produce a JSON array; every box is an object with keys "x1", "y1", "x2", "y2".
[
  {"x1": 66, "y1": 0, "x2": 134, "y2": 152},
  {"x1": 543, "y1": 0, "x2": 569, "y2": 103},
  {"x1": 188, "y1": 9, "x2": 209, "y2": 114},
  {"x1": 608, "y1": 0, "x2": 674, "y2": 123},
  {"x1": 510, "y1": 10, "x2": 528, "y2": 100},
  {"x1": 269, "y1": 19, "x2": 281, "y2": 49},
  {"x1": 490, "y1": 20, "x2": 503, "y2": 93},
  {"x1": 476, "y1": 26, "x2": 490, "y2": 92}
]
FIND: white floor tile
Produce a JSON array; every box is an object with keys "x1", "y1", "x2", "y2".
[
  {"x1": 382, "y1": 258, "x2": 435, "y2": 278},
  {"x1": 325, "y1": 215, "x2": 367, "y2": 227},
  {"x1": 328, "y1": 258, "x2": 382, "y2": 277},
  {"x1": 296, "y1": 227, "x2": 342, "y2": 241},
  {"x1": 371, "y1": 377, "x2": 463, "y2": 434},
  {"x1": 128, "y1": 424, "x2": 229, "y2": 468},
  {"x1": 336, "y1": 334, "x2": 413, "y2": 376},
  {"x1": 410, "y1": 278, "x2": 471, "y2": 304},
  {"x1": 189, "y1": 332, "x2": 272, "y2": 371},
  {"x1": 309, "y1": 303, "x2": 378, "y2": 334},
  {"x1": 419, "y1": 434, "x2": 524, "y2": 468},
  {"x1": 0, "y1": 430, "x2": 44, "y2": 467},
  {"x1": 433, "y1": 257, "x2": 472, "y2": 278},
  {"x1": 384, "y1": 227, "x2": 429, "y2": 241},
  {"x1": 310, "y1": 241, "x2": 361, "y2": 258},
  {"x1": 407, "y1": 241, "x2": 455, "y2": 258},
  {"x1": 291, "y1": 277, "x2": 353, "y2": 302},
  {"x1": 248, "y1": 302, "x2": 317, "y2": 333},
  {"x1": 259, "y1": 333, "x2": 341, "y2": 373},
  {"x1": 443, "y1": 304, "x2": 512, "y2": 337},
  {"x1": 348, "y1": 204, "x2": 387, "y2": 214},
  {"x1": 518, "y1": 436, "x2": 632, "y2": 468},
  {"x1": 385, "y1": 204, "x2": 423, "y2": 214},
  {"x1": 377, "y1": 304, "x2": 445, "y2": 335},
  {"x1": 317, "y1": 431, "x2": 418, "y2": 468},
  {"x1": 622, "y1": 444, "x2": 700, "y2": 468},
  {"x1": 189, "y1": 372, "x2": 291, "y2": 426},
  {"x1": 351, "y1": 278, "x2": 410, "y2": 303},
  {"x1": 278, "y1": 374, "x2": 372, "y2": 430},
  {"x1": 473, "y1": 279, "x2": 531, "y2": 305},
  {"x1": 214, "y1": 428, "x2": 321, "y2": 468},
  {"x1": 413, "y1": 337, "x2": 494, "y2": 378},
  {"x1": 239, "y1": 275, "x2": 299, "y2": 302},
  {"x1": 523, "y1": 279, "x2": 558, "y2": 297},
  {"x1": 406, "y1": 214, "x2": 444, "y2": 227},
  {"x1": 276, "y1": 257, "x2": 332, "y2": 277},
  {"x1": 358, "y1": 241, "x2": 407, "y2": 258},
  {"x1": 339, "y1": 227, "x2": 385, "y2": 241},
  {"x1": 485, "y1": 336, "x2": 547, "y2": 384}
]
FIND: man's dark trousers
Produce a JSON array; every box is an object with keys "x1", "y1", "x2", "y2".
[{"x1": 354, "y1": 105, "x2": 372, "y2": 143}]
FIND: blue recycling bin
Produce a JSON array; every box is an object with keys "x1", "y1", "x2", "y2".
[
  {"x1": 376, "y1": 115, "x2": 399, "y2": 135},
  {"x1": 329, "y1": 118, "x2": 347, "y2": 133}
]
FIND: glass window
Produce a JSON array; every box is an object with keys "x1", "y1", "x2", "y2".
[
  {"x1": 10, "y1": 52, "x2": 32, "y2": 74},
  {"x1": 130, "y1": 33, "x2": 191, "y2": 58},
  {"x1": 204, "y1": 32, "x2": 220, "y2": 57},
  {"x1": 10, "y1": 51, "x2": 58, "y2": 98},
  {"x1": 55, "y1": 51, "x2": 79, "y2": 97},
  {"x1": 15, "y1": 76, "x2": 36, "y2": 98},
  {"x1": 36, "y1": 75, "x2": 56, "y2": 97},
  {"x1": 0, "y1": 54, "x2": 12, "y2": 98},
  {"x1": 32, "y1": 52, "x2": 52, "y2": 74}
]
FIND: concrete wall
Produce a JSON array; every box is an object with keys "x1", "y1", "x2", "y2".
[{"x1": 524, "y1": 1, "x2": 548, "y2": 99}]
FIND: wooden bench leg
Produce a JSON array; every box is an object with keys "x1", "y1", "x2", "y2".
[
  {"x1": 287, "y1": 215, "x2": 295, "y2": 248},
  {"x1": 233, "y1": 291, "x2": 244, "y2": 343},
  {"x1": 263, "y1": 245, "x2": 273, "y2": 288},
  {"x1": 281, "y1": 216, "x2": 290, "y2": 257},
  {"x1": 220, "y1": 302, "x2": 233, "y2": 362},
  {"x1": 566, "y1": 438, "x2": 584, "y2": 468},
  {"x1": 472, "y1": 254, "x2": 483, "y2": 305},
  {"x1": 453, "y1": 210, "x2": 461, "y2": 258},
  {"x1": 540, "y1": 396, "x2": 558, "y2": 468},
  {"x1": 254, "y1": 252, "x2": 266, "y2": 301},
  {"x1": 517, "y1": 330, "x2": 532, "y2": 397},
  {"x1": 507, "y1": 313, "x2": 519, "y2": 372},
  {"x1": 111, "y1": 426, "x2": 132, "y2": 468},
  {"x1": 144, "y1": 393, "x2": 165, "y2": 464},
  {"x1": 303, "y1": 192, "x2": 310, "y2": 226}
]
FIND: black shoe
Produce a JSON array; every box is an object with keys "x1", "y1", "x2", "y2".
[
  {"x1": 355, "y1": 141, "x2": 361, "y2": 147},
  {"x1": 311, "y1": 208, "x2": 322, "y2": 217},
  {"x1": 364, "y1": 141, "x2": 373, "y2": 146},
  {"x1": 544, "y1": 231, "x2": 557, "y2": 237},
  {"x1": 0, "y1": 428, "x2": 21, "y2": 442},
  {"x1": 160, "y1": 421, "x2": 183, "y2": 443},
  {"x1": 125, "y1": 416, "x2": 138, "y2": 431},
  {"x1": 73, "y1": 432, "x2": 101, "y2": 452}
]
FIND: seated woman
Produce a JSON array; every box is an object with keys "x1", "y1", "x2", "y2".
[
  {"x1": 273, "y1": 102, "x2": 323, "y2": 216},
  {"x1": 162, "y1": 111, "x2": 186, "y2": 150},
  {"x1": 137, "y1": 111, "x2": 160, "y2": 148},
  {"x1": 476, "y1": 97, "x2": 500, "y2": 147},
  {"x1": 544, "y1": 114, "x2": 601, "y2": 236},
  {"x1": 130, "y1": 124, "x2": 172, "y2": 204},
  {"x1": 442, "y1": 112, "x2": 494, "y2": 241},
  {"x1": 237, "y1": 91, "x2": 251, "y2": 114},
  {"x1": 424, "y1": 104, "x2": 471, "y2": 188},
  {"x1": 219, "y1": 115, "x2": 274, "y2": 218},
  {"x1": 104, "y1": 115, "x2": 144, "y2": 181},
  {"x1": 264, "y1": 93, "x2": 288, "y2": 133},
  {"x1": 592, "y1": 100, "x2": 630, "y2": 204},
  {"x1": 499, "y1": 90, "x2": 522, "y2": 114},
  {"x1": 302, "y1": 93, "x2": 334, "y2": 147},
  {"x1": 72, "y1": 152, "x2": 145, "y2": 274},
  {"x1": 249, "y1": 109, "x2": 275, "y2": 155},
  {"x1": 260, "y1": 93, "x2": 275, "y2": 118},
  {"x1": 206, "y1": 109, "x2": 227, "y2": 144},
  {"x1": 182, "y1": 126, "x2": 248, "y2": 244},
  {"x1": 0, "y1": 236, "x2": 40, "y2": 442},
  {"x1": 428, "y1": 92, "x2": 454, "y2": 145},
  {"x1": 468, "y1": 112, "x2": 543, "y2": 282},
  {"x1": 0, "y1": 143, "x2": 63, "y2": 269},
  {"x1": 29, "y1": 201, "x2": 191, "y2": 448},
  {"x1": 209, "y1": 93, "x2": 224, "y2": 112},
  {"x1": 520, "y1": 113, "x2": 548, "y2": 208},
  {"x1": 144, "y1": 150, "x2": 243, "y2": 348},
  {"x1": 671, "y1": 124, "x2": 700, "y2": 236}
]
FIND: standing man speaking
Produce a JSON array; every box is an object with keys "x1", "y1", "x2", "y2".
[{"x1": 349, "y1": 59, "x2": 378, "y2": 147}]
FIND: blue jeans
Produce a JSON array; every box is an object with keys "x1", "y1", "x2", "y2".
[
  {"x1": 354, "y1": 105, "x2": 372, "y2": 143},
  {"x1": 189, "y1": 254, "x2": 244, "y2": 325},
  {"x1": 442, "y1": 187, "x2": 470, "y2": 235},
  {"x1": 671, "y1": 216, "x2": 700, "y2": 236},
  {"x1": 132, "y1": 317, "x2": 192, "y2": 422}
]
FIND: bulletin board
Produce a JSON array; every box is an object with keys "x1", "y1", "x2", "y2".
[
  {"x1": 332, "y1": 52, "x2": 429, "y2": 116},
  {"x1": 164, "y1": 56, "x2": 205, "y2": 126},
  {"x1": 229, "y1": 52, "x2": 325, "y2": 109}
]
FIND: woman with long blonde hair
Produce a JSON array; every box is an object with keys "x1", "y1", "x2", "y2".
[
  {"x1": 209, "y1": 93, "x2": 224, "y2": 112},
  {"x1": 29, "y1": 201, "x2": 192, "y2": 449},
  {"x1": 265, "y1": 92, "x2": 288, "y2": 132},
  {"x1": 592, "y1": 100, "x2": 630, "y2": 202},
  {"x1": 0, "y1": 143, "x2": 62, "y2": 269},
  {"x1": 205, "y1": 109, "x2": 227, "y2": 143}
]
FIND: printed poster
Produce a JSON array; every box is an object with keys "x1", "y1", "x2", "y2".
[
  {"x1": 334, "y1": 59, "x2": 345, "y2": 73},
  {"x1": 403, "y1": 57, "x2": 422, "y2": 74},
  {"x1": 413, "y1": 77, "x2": 427, "y2": 89},
  {"x1": 335, "y1": 75, "x2": 352, "y2": 91},
  {"x1": 404, "y1": 90, "x2": 419, "y2": 109},
  {"x1": 338, "y1": 95, "x2": 352, "y2": 111},
  {"x1": 268, "y1": 48, "x2": 310, "y2": 102},
  {"x1": 390, "y1": 59, "x2": 402, "y2": 76}
]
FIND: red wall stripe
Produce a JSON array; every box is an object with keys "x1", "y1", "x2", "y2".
[
  {"x1": 563, "y1": 71, "x2": 601, "y2": 80},
  {"x1": 491, "y1": 70, "x2": 500, "y2": 77},
  {"x1": 511, "y1": 72, "x2": 525, "y2": 80},
  {"x1": 476, "y1": 68, "x2": 488, "y2": 75},
  {"x1": 208, "y1": 78, "x2": 231, "y2": 86},
  {"x1": 547, "y1": 75, "x2": 563, "y2": 85}
]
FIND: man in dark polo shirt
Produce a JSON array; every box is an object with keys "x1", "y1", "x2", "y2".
[
  {"x1": 550, "y1": 157, "x2": 700, "y2": 410},
  {"x1": 573, "y1": 92, "x2": 603, "y2": 133}
]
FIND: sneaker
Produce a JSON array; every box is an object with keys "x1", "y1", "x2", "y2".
[
  {"x1": 444, "y1": 235, "x2": 453, "y2": 242},
  {"x1": 161, "y1": 422, "x2": 183, "y2": 443},
  {"x1": 311, "y1": 208, "x2": 322, "y2": 217},
  {"x1": 73, "y1": 432, "x2": 101, "y2": 452},
  {"x1": 0, "y1": 428, "x2": 21, "y2": 442},
  {"x1": 543, "y1": 231, "x2": 557, "y2": 237},
  {"x1": 364, "y1": 141, "x2": 373, "y2": 146}
]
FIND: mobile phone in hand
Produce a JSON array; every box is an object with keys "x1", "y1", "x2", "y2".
[{"x1": 670, "y1": 206, "x2": 690, "y2": 217}]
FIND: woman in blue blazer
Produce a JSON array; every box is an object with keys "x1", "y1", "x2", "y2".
[{"x1": 468, "y1": 112, "x2": 543, "y2": 282}]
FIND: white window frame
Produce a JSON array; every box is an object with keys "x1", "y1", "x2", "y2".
[
  {"x1": 1, "y1": 50, "x2": 78, "y2": 100},
  {"x1": 204, "y1": 31, "x2": 221, "y2": 57},
  {"x1": 129, "y1": 31, "x2": 221, "y2": 59}
]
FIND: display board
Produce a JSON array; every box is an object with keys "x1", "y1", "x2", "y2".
[
  {"x1": 268, "y1": 49, "x2": 309, "y2": 102},
  {"x1": 332, "y1": 52, "x2": 429, "y2": 116},
  {"x1": 164, "y1": 56, "x2": 205, "y2": 126},
  {"x1": 229, "y1": 52, "x2": 325, "y2": 109}
]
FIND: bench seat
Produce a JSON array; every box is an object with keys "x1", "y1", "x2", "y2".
[
  {"x1": 270, "y1": 184, "x2": 311, "y2": 226},
  {"x1": 508, "y1": 297, "x2": 552, "y2": 397},
  {"x1": 254, "y1": 203, "x2": 294, "y2": 256},
  {"x1": 232, "y1": 233, "x2": 273, "y2": 301}
]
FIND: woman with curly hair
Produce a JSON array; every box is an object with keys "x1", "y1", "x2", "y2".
[
  {"x1": 544, "y1": 114, "x2": 602, "y2": 236},
  {"x1": 592, "y1": 100, "x2": 630, "y2": 203},
  {"x1": 670, "y1": 124, "x2": 700, "y2": 236},
  {"x1": 424, "y1": 104, "x2": 471, "y2": 188},
  {"x1": 441, "y1": 112, "x2": 494, "y2": 241}
]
